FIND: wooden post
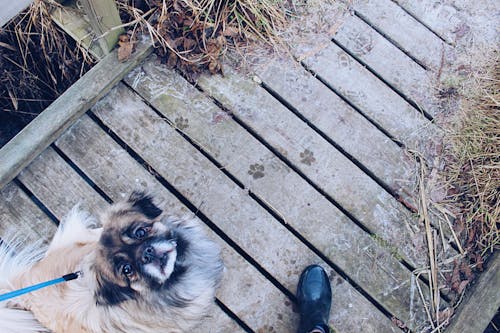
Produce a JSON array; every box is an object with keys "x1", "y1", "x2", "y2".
[{"x1": 79, "y1": 0, "x2": 124, "y2": 55}]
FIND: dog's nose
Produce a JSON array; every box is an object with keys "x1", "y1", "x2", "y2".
[{"x1": 142, "y1": 246, "x2": 156, "y2": 264}]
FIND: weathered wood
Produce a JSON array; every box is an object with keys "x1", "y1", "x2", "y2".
[
  {"x1": 333, "y1": 14, "x2": 439, "y2": 117},
  {"x1": 125, "y1": 58, "x2": 429, "y2": 329},
  {"x1": 51, "y1": 0, "x2": 105, "y2": 59},
  {"x1": 254, "y1": 57, "x2": 416, "y2": 202},
  {"x1": 18, "y1": 139, "x2": 244, "y2": 332},
  {"x1": 17, "y1": 147, "x2": 109, "y2": 219},
  {"x1": 446, "y1": 253, "x2": 500, "y2": 333},
  {"x1": 196, "y1": 68, "x2": 427, "y2": 267},
  {"x1": 54, "y1": 115, "x2": 298, "y2": 332},
  {"x1": 300, "y1": 39, "x2": 440, "y2": 151},
  {"x1": 0, "y1": 40, "x2": 153, "y2": 191},
  {"x1": 393, "y1": 0, "x2": 464, "y2": 45},
  {"x1": 0, "y1": 182, "x2": 56, "y2": 244},
  {"x1": 79, "y1": 0, "x2": 123, "y2": 55},
  {"x1": 85, "y1": 86, "x2": 403, "y2": 332},
  {"x1": 351, "y1": 0, "x2": 449, "y2": 70},
  {"x1": 0, "y1": 0, "x2": 32, "y2": 27}
]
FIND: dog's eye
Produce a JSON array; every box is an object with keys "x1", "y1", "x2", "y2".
[
  {"x1": 122, "y1": 264, "x2": 134, "y2": 276},
  {"x1": 134, "y1": 227, "x2": 148, "y2": 239}
]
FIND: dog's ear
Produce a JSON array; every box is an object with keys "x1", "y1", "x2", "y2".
[
  {"x1": 128, "y1": 191, "x2": 162, "y2": 219},
  {"x1": 95, "y1": 275, "x2": 136, "y2": 306}
]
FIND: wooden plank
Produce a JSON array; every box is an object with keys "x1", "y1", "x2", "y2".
[
  {"x1": 0, "y1": 0, "x2": 32, "y2": 27},
  {"x1": 125, "y1": 59, "x2": 429, "y2": 328},
  {"x1": 254, "y1": 57, "x2": 416, "y2": 202},
  {"x1": 196, "y1": 68, "x2": 428, "y2": 268},
  {"x1": 446, "y1": 253, "x2": 500, "y2": 333},
  {"x1": 351, "y1": 0, "x2": 449, "y2": 70},
  {"x1": 300, "y1": 39, "x2": 440, "y2": 151},
  {"x1": 393, "y1": 0, "x2": 465, "y2": 45},
  {"x1": 0, "y1": 40, "x2": 153, "y2": 191},
  {"x1": 79, "y1": 0, "x2": 123, "y2": 55},
  {"x1": 54, "y1": 116, "x2": 299, "y2": 332},
  {"x1": 83, "y1": 86, "x2": 404, "y2": 332},
  {"x1": 51, "y1": 0, "x2": 105, "y2": 59},
  {"x1": 19, "y1": 138, "x2": 244, "y2": 333},
  {"x1": 0, "y1": 182, "x2": 56, "y2": 244},
  {"x1": 332, "y1": 14, "x2": 439, "y2": 117},
  {"x1": 17, "y1": 147, "x2": 109, "y2": 219}
]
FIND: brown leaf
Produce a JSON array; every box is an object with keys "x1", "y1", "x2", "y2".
[
  {"x1": 183, "y1": 38, "x2": 196, "y2": 51},
  {"x1": 450, "y1": 261, "x2": 461, "y2": 291},
  {"x1": 438, "y1": 307, "x2": 454, "y2": 324},
  {"x1": 460, "y1": 262, "x2": 473, "y2": 280},
  {"x1": 457, "y1": 279, "x2": 469, "y2": 294},
  {"x1": 117, "y1": 34, "x2": 134, "y2": 62},
  {"x1": 222, "y1": 26, "x2": 240, "y2": 38},
  {"x1": 208, "y1": 59, "x2": 221, "y2": 74},
  {"x1": 166, "y1": 51, "x2": 178, "y2": 69},
  {"x1": 475, "y1": 253, "x2": 484, "y2": 271},
  {"x1": 391, "y1": 317, "x2": 407, "y2": 329}
]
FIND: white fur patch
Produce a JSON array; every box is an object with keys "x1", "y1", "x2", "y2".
[
  {"x1": 143, "y1": 241, "x2": 177, "y2": 283},
  {"x1": 47, "y1": 205, "x2": 101, "y2": 255}
]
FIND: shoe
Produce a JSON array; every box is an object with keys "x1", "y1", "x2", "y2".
[{"x1": 296, "y1": 265, "x2": 332, "y2": 333}]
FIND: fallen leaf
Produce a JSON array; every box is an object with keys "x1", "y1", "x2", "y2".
[
  {"x1": 117, "y1": 34, "x2": 134, "y2": 62},
  {"x1": 166, "y1": 51, "x2": 178, "y2": 68},
  {"x1": 457, "y1": 279, "x2": 469, "y2": 294},
  {"x1": 438, "y1": 307, "x2": 454, "y2": 324}
]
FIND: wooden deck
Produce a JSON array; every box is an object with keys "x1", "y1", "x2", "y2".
[{"x1": 1, "y1": 0, "x2": 498, "y2": 332}]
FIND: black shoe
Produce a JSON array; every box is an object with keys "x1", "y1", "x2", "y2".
[{"x1": 296, "y1": 265, "x2": 332, "y2": 333}]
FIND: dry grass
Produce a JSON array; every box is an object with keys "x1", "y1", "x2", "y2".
[
  {"x1": 445, "y1": 55, "x2": 500, "y2": 258},
  {"x1": 116, "y1": 0, "x2": 290, "y2": 76},
  {"x1": 0, "y1": 0, "x2": 94, "y2": 115}
]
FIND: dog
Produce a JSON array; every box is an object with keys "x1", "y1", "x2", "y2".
[{"x1": 0, "y1": 192, "x2": 224, "y2": 332}]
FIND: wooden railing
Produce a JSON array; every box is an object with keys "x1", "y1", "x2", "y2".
[{"x1": 1, "y1": 0, "x2": 123, "y2": 56}]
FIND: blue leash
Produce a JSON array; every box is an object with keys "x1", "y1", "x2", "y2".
[{"x1": 0, "y1": 271, "x2": 82, "y2": 302}]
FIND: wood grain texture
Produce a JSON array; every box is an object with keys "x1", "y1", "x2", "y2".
[
  {"x1": 393, "y1": 0, "x2": 464, "y2": 45},
  {"x1": 55, "y1": 115, "x2": 298, "y2": 332},
  {"x1": 79, "y1": 0, "x2": 123, "y2": 54},
  {"x1": 125, "y1": 58, "x2": 428, "y2": 330},
  {"x1": 446, "y1": 253, "x2": 500, "y2": 333},
  {"x1": 18, "y1": 147, "x2": 109, "y2": 219},
  {"x1": 0, "y1": 0, "x2": 32, "y2": 27},
  {"x1": 196, "y1": 67, "x2": 428, "y2": 269},
  {"x1": 0, "y1": 182, "x2": 56, "y2": 244},
  {"x1": 254, "y1": 57, "x2": 416, "y2": 202},
  {"x1": 300, "y1": 39, "x2": 440, "y2": 152},
  {"x1": 332, "y1": 14, "x2": 439, "y2": 117},
  {"x1": 86, "y1": 85, "x2": 401, "y2": 332},
  {"x1": 51, "y1": 0, "x2": 105, "y2": 59},
  {"x1": 352, "y1": 0, "x2": 449, "y2": 70},
  {"x1": 0, "y1": 40, "x2": 153, "y2": 191}
]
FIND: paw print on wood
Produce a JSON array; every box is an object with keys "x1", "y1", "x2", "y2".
[
  {"x1": 351, "y1": 32, "x2": 374, "y2": 56},
  {"x1": 300, "y1": 149, "x2": 316, "y2": 166},
  {"x1": 248, "y1": 164, "x2": 265, "y2": 179},
  {"x1": 337, "y1": 51, "x2": 353, "y2": 67},
  {"x1": 174, "y1": 116, "x2": 189, "y2": 130}
]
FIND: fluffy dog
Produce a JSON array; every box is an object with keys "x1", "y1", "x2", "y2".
[{"x1": 0, "y1": 192, "x2": 224, "y2": 332}]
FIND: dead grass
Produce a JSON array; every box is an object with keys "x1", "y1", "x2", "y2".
[
  {"x1": 445, "y1": 54, "x2": 500, "y2": 259},
  {"x1": 0, "y1": 0, "x2": 94, "y2": 114},
  {"x1": 117, "y1": 0, "x2": 290, "y2": 76}
]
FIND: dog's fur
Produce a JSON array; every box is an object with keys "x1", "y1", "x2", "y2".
[{"x1": 0, "y1": 192, "x2": 223, "y2": 333}]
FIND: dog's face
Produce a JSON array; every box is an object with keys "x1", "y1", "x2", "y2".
[{"x1": 93, "y1": 192, "x2": 183, "y2": 305}]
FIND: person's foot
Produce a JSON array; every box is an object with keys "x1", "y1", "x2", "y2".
[{"x1": 296, "y1": 265, "x2": 332, "y2": 333}]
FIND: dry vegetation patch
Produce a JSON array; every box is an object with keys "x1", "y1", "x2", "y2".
[
  {"x1": 445, "y1": 55, "x2": 499, "y2": 260},
  {"x1": 117, "y1": 0, "x2": 290, "y2": 77}
]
